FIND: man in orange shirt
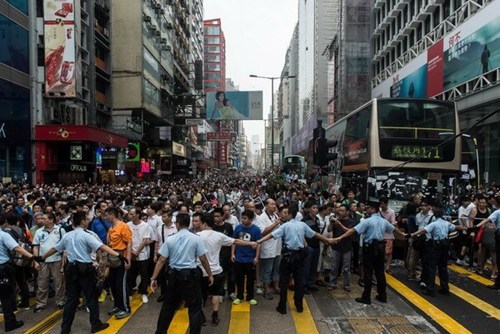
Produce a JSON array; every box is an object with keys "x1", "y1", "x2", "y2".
[{"x1": 105, "y1": 207, "x2": 133, "y2": 319}]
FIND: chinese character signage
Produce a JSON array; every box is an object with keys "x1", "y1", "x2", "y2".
[
  {"x1": 206, "y1": 91, "x2": 263, "y2": 120},
  {"x1": 207, "y1": 132, "x2": 237, "y2": 142},
  {"x1": 44, "y1": 0, "x2": 76, "y2": 97}
]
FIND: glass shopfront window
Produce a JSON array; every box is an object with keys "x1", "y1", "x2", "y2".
[{"x1": 0, "y1": 14, "x2": 29, "y2": 74}]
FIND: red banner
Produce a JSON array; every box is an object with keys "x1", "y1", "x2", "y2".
[
  {"x1": 207, "y1": 132, "x2": 237, "y2": 142},
  {"x1": 427, "y1": 39, "x2": 444, "y2": 97},
  {"x1": 35, "y1": 125, "x2": 128, "y2": 148},
  {"x1": 219, "y1": 142, "x2": 228, "y2": 163}
]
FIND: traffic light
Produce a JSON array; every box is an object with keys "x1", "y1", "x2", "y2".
[{"x1": 312, "y1": 120, "x2": 338, "y2": 167}]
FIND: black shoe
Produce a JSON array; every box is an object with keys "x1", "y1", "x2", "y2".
[
  {"x1": 33, "y1": 306, "x2": 44, "y2": 313},
  {"x1": 355, "y1": 297, "x2": 371, "y2": 305},
  {"x1": 439, "y1": 289, "x2": 450, "y2": 296},
  {"x1": 276, "y1": 305, "x2": 287, "y2": 314},
  {"x1": 487, "y1": 284, "x2": 500, "y2": 290},
  {"x1": 5, "y1": 320, "x2": 24, "y2": 332},
  {"x1": 91, "y1": 322, "x2": 110, "y2": 333},
  {"x1": 201, "y1": 318, "x2": 207, "y2": 326},
  {"x1": 57, "y1": 303, "x2": 65, "y2": 309},
  {"x1": 157, "y1": 295, "x2": 165, "y2": 302},
  {"x1": 422, "y1": 290, "x2": 436, "y2": 297},
  {"x1": 295, "y1": 304, "x2": 303, "y2": 313},
  {"x1": 107, "y1": 307, "x2": 120, "y2": 315},
  {"x1": 375, "y1": 295, "x2": 387, "y2": 303},
  {"x1": 212, "y1": 312, "x2": 220, "y2": 326}
]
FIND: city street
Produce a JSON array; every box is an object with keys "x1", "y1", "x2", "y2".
[{"x1": 4, "y1": 262, "x2": 499, "y2": 334}]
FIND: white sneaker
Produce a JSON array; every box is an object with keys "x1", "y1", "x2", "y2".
[
  {"x1": 456, "y1": 259, "x2": 466, "y2": 266},
  {"x1": 142, "y1": 294, "x2": 149, "y2": 304},
  {"x1": 256, "y1": 287, "x2": 264, "y2": 295}
]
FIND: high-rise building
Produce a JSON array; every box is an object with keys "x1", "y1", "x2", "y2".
[
  {"x1": 0, "y1": 1, "x2": 31, "y2": 182},
  {"x1": 203, "y1": 18, "x2": 225, "y2": 92},
  {"x1": 371, "y1": 0, "x2": 500, "y2": 183},
  {"x1": 34, "y1": 0, "x2": 129, "y2": 184}
]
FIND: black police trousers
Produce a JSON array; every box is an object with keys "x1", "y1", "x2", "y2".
[
  {"x1": 278, "y1": 250, "x2": 305, "y2": 310},
  {"x1": 0, "y1": 263, "x2": 18, "y2": 331},
  {"x1": 426, "y1": 240, "x2": 450, "y2": 293},
  {"x1": 61, "y1": 262, "x2": 104, "y2": 334},
  {"x1": 155, "y1": 268, "x2": 203, "y2": 334},
  {"x1": 362, "y1": 242, "x2": 387, "y2": 301}
]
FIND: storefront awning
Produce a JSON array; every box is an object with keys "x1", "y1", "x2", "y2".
[{"x1": 35, "y1": 125, "x2": 128, "y2": 148}]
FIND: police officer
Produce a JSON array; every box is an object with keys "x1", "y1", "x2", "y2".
[
  {"x1": 475, "y1": 196, "x2": 500, "y2": 289},
  {"x1": 332, "y1": 201, "x2": 405, "y2": 305},
  {"x1": 410, "y1": 203, "x2": 467, "y2": 296},
  {"x1": 150, "y1": 213, "x2": 213, "y2": 334},
  {"x1": 0, "y1": 227, "x2": 39, "y2": 332},
  {"x1": 41, "y1": 211, "x2": 128, "y2": 334},
  {"x1": 256, "y1": 205, "x2": 334, "y2": 315}
]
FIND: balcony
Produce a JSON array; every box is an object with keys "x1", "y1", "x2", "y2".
[
  {"x1": 96, "y1": 57, "x2": 107, "y2": 72},
  {"x1": 95, "y1": 91, "x2": 108, "y2": 106}
]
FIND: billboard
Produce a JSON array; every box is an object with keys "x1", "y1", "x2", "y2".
[
  {"x1": 44, "y1": 0, "x2": 76, "y2": 97},
  {"x1": 207, "y1": 132, "x2": 237, "y2": 142},
  {"x1": 206, "y1": 91, "x2": 263, "y2": 120},
  {"x1": 390, "y1": 64, "x2": 428, "y2": 98}
]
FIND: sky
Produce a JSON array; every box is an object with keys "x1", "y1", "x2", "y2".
[{"x1": 204, "y1": 0, "x2": 299, "y2": 148}]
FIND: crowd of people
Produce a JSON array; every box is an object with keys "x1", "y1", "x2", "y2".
[{"x1": 0, "y1": 171, "x2": 499, "y2": 333}]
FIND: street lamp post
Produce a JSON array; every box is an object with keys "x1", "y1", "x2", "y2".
[{"x1": 249, "y1": 74, "x2": 296, "y2": 170}]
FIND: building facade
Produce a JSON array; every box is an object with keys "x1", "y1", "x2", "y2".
[
  {"x1": 0, "y1": 0, "x2": 31, "y2": 183},
  {"x1": 203, "y1": 18, "x2": 225, "y2": 92},
  {"x1": 371, "y1": 0, "x2": 500, "y2": 184}
]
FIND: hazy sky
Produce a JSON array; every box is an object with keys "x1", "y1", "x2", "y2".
[{"x1": 204, "y1": 0, "x2": 298, "y2": 146}]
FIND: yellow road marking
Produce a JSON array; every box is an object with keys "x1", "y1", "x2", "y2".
[
  {"x1": 435, "y1": 278, "x2": 500, "y2": 320},
  {"x1": 386, "y1": 274, "x2": 472, "y2": 334},
  {"x1": 24, "y1": 309, "x2": 63, "y2": 334},
  {"x1": 101, "y1": 292, "x2": 151, "y2": 334},
  {"x1": 228, "y1": 302, "x2": 250, "y2": 334},
  {"x1": 0, "y1": 297, "x2": 36, "y2": 323},
  {"x1": 287, "y1": 291, "x2": 319, "y2": 334},
  {"x1": 168, "y1": 305, "x2": 189, "y2": 334},
  {"x1": 449, "y1": 264, "x2": 495, "y2": 286}
]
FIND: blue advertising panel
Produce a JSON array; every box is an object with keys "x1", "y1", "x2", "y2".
[{"x1": 206, "y1": 91, "x2": 263, "y2": 120}]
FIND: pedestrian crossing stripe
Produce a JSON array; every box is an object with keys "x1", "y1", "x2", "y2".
[
  {"x1": 438, "y1": 279, "x2": 500, "y2": 320},
  {"x1": 288, "y1": 291, "x2": 319, "y2": 334},
  {"x1": 228, "y1": 302, "x2": 250, "y2": 334},
  {"x1": 448, "y1": 264, "x2": 495, "y2": 286},
  {"x1": 101, "y1": 290, "x2": 153, "y2": 334},
  {"x1": 168, "y1": 306, "x2": 189, "y2": 334},
  {"x1": 386, "y1": 274, "x2": 472, "y2": 334}
]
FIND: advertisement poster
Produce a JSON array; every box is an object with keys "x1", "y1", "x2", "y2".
[
  {"x1": 443, "y1": 14, "x2": 500, "y2": 91},
  {"x1": 206, "y1": 91, "x2": 263, "y2": 120},
  {"x1": 44, "y1": 0, "x2": 76, "y2": 97},
  {"x1": 390, "y1": 65, "x2": 428, "y2": 98},
  {"x1": 427, "y1": 39, "x2": 444, "y2": 97}
]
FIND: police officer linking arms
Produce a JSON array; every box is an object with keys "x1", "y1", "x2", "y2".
[
  {"x1": 332, "y1": 201, "x2": 406, "y2": 305},
  {"x1": 40, "y1": 211, "x2": 129, "y2": 334},
  {"x1": 472, "y1": 196, "x2": 500, "y2": 289},
  {"x1": 409, "y1": 203, "x2": 468, "y2": 296},
  {"x1": 150, "y1": 213, "x2": 214, "y2": 334},
  {"x1": 256, "y1": 205, "x2": 335, "y2": 315},
  {"x1": 0, "y1": 230, "x2": 40, "y2": 332}
]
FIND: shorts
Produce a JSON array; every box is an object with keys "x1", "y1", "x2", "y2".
[
  {"x1": 203, "y1": 273, "x2": 225, "y2": 297},
  {"x1": 385, "y1": 239, "x2": 394, "y2": 255}
]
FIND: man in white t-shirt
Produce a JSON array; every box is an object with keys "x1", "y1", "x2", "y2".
[
  {"x1": 127, "y1": 207, "x2": 152, "y2": 304},
  {"x1": 456, "y1": 195, "x2": 477, "y2": 265},
  {"x1": 223, "y1": 203, "x2": 239, "y2": 229},
  {"x1": 197, "y1": 213, "x2": 257, "y2": 326},
  {"x1": 255, "y1": 198, "x2": 282, "y2": 299}
]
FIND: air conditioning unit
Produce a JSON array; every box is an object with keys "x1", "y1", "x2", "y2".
[
  {"x1": 61, "y1": 106, "x2": 74, "y2": 124},
  {"x1": 150, "y1": 25, "x2": 157, "y2": 31},
  {"x1": 48, "y1": 106, "x2": 61, "y2": 123},
  {"x1": 154, "y1": 4, "x2": 161, "y2": 9},
  {"x1": 161, "y1": 74, "x2": 168, "y2": 81},
  {"x1": 103, "y1": 28, "x2": 110, "y2": 38},
  {"x1": 162, "y1": 45, "x2": 171, "y2": 52},
  {"x1": 160, "y1": 9, "x2": 165, "y2": 14},
  {"x1": 164, "y1": 22, "x2": 173, "y2": 30},
  {"x1": 155, "y1": 30, "x2": 161, "y2": 36},
  {"x1": 160, "y1": 38, "x2": 167, "y2": 44},
  {"x1": 144, "y1": 16, "x2": 152, "y2": 23}
]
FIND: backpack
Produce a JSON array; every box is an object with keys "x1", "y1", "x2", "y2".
[{"x1": 8, "y1": 228, "x2": 33, "y2": 267}]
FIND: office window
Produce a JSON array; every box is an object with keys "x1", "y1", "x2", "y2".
[
  {"x1": 7, "y1": 0, "x2": 28, "y2": 15},
  {"x1": 0, "y1": 14, "x2": 29, "y2": 74},
  {"x1": 204, "y1": 26, "x2": 220, "y2": 35},
  {"x1": 204, "y1": 37, "x2": 220, "y2": 44},
  {"x1": 205, "y1": 46, "x2": 220, "y2": 53}
]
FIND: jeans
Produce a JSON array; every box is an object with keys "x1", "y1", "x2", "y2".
[{"x1": 331, "y1": 250, "x2": 352, "y2": 287}]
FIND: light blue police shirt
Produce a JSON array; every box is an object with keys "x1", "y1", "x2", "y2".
[
  {"x1": 54, "y1": 227, "x2": 103, "y2": 263},
  {"x1": 354, "y1": 213, "x2": 394, "y2": 244},
  {"x1": 271, "y1": 219, "x2": 316, "y2": 250},
  {"x1": 488, "y1": 209, "x2": 500, "y2": 230},
  {"x1": 424, "y1": 218, "x2": 456, "y2": 240},
  {"x1": 158, "y1": 228, "x2": 207, "y2": 269},
  {"x1": 0, "y1": 230, "x2": 19, "y2": 265}
]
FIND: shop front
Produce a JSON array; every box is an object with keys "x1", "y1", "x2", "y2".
[{"x1": 35, "y1": 125, "x2": 128, "y2": 184}]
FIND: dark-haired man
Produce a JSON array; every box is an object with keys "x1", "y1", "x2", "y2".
[
  {"x1": 150, "y1": 213, "x2": 213, "y2": 334},
  {"x1": 41, "y1": 211, "x2": 127, "y2": 334}
]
